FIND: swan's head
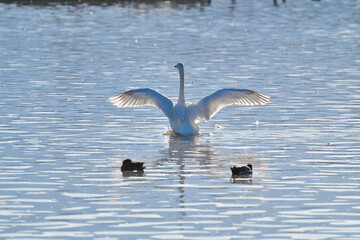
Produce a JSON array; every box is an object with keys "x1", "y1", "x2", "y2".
[{"x1": 174, "y1": 63, "x2": 184, "y2": 72}]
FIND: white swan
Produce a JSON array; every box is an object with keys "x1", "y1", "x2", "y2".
[{"x1": 109, "y1": 63, "x2": 270, "y2": 136}]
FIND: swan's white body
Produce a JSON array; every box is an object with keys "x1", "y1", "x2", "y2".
[{"x1": 109, "y1": 63, "x2": 270, "y2": 136}]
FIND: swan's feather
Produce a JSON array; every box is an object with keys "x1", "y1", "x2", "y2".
[
  {"x1": 109, "y1": 88, "x2": 174, "y2": 120},
  {"x1": 189, "y1": 88, "x2": 270, "y2": 121}
]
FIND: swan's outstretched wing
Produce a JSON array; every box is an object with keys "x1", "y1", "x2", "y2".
[
  {"x1": 189, "y1": 88, "x2": 270, "y2": 121},
  {"x1": 109, "y1": 88, "x2": 174, "y2": 120}
]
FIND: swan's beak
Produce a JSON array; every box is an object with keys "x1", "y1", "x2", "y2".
[{"x1": 174, "y1": 65, "x2": 177, "y2": 68}]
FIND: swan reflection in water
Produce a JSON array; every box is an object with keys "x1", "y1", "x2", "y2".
[
  {"x1": 156, "y1": 133, "x2": 224, "y2": 210},
  {"x1": 161, "y1": 133, "x2": 219, "y2": 164}
]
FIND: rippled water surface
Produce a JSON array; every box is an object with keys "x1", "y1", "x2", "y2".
[{"x1": 1, "y1": 0, "x2": 360, "y2": 239}]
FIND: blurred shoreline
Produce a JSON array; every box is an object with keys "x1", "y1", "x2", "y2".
[{"x1": 0, "y1": 0, "x2": 211, "y2": 7}]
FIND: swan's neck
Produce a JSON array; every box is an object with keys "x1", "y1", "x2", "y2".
[{"x1": 178, "y1": 69, "x2": 185, "y2": 104}]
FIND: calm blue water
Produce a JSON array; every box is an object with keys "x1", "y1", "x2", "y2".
[{"x1": 1, "y1": 0, "x2": 360, "y2": 239}]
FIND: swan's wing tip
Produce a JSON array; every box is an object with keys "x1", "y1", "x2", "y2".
[
  {"x1": 108, "y1": 89, "x2": 150, "y2": 107},
  {"x1": 108, "y1": 95, "x2": 117, "y2": 103},
  {"x1": 255, "y1": 92, "x2": 271, "y2": 105},
  {"x1": 108, "y1": 89, "x2": 174, "y2": 119},
  {"x1": 238, "y1": 90, "x2": 270, "y2": 106},
  {"x1": 108, "y1": 93, "x2": 123, "y2": 107},
  {"x1": 191, "y1": 88, "x2": 270, "y2": 120}
]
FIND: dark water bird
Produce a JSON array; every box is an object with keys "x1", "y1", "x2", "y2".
[
  {"x1": 274, "y1": 0, "x2": 286, "y2": 6},
  {"x1": 121, "y1": 159, "x2": 145, "y2": 172},
  {"x1": 231, "y1": 164, "x2": 253, "y2": 176},
  {"x1": 109, "y1": 63, "x2": 270, "y2": 136}
]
